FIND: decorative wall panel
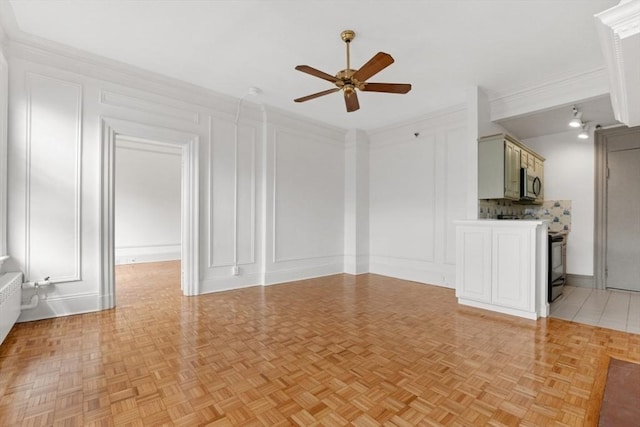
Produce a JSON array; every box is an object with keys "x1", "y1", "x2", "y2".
[
  {"x1": 209, "y1": 118, "x2": 257, "y2": 267},
  {"x1": 25, "y1": 73, "x2": 82, "y2": 282},
  {"x1": 273, "y1": 129, "x2": 344, "y2": 262}
]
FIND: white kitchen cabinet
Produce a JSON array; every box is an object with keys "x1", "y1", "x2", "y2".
[
  {"x1": 455, "y1": 220, "x2": 549, "y2": 320},
  {"x1": 456, "y1": 226, "x2": 492, "y2": 303},
  {"x1": 491, "y1": 227, "x2": 531, "y2": 311},
  {"x1": 504, "y1": 140, "x2": 521, "y2": 200}
]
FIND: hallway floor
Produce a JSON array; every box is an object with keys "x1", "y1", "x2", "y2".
[{"x1": 550, "y1": 285, "x2": 640, "y2": 334}]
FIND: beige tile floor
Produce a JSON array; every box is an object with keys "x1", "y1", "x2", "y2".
[{"x1": 550, "y1": 285, "x2": 640, "y2": 334}]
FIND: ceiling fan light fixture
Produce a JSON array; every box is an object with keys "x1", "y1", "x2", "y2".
[{"x1": 344, "y1": 85, "x2": 355, "y2": 97}]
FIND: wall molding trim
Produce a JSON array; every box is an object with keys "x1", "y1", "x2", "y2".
[
  {"x1": 116, "y1": 137, "x2": 182, "y2": 156},
  {"x1": 100, "y1": 89, "x2": 200, "y2": 124},
  {"x1": 489, "y1": 68, "x2": 609, "y2": 122},
  {"x1": 100, "y1": 117, "x2": 199, "y2": 307},
  {"x1": 7, "y1": 37, "x2": 243, "y2": 118}
]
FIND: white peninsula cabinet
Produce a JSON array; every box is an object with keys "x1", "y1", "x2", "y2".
[{"x1": 455, "y1": 220, "x2": 549, "y2": 320}]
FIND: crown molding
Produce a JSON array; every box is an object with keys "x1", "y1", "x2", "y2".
[
  {"x1": 263, "y1": 105, "x2": 347, "y2": 140},
  {"x1": 595, "y1": 0, "x2": 640, "y2": 127},
  {"x1": 367, "y1": 103, "x2": 467, "y2": 143},
  {"x1": 489, "y1": 67, "x2": 610, "y2": 122},
  {"x1": 10, "y1": 37, "x2": 242, "y2": 115}
]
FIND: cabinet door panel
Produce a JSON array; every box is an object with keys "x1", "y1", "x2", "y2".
[
  {"x1": 491, "y1": 228, "x2": 531, "y2": 311},
  {"x1": 456, "y1": 227, "x2": 492, "y2": 302},
  {"x1": 504, "y1": 141, "x2": 521, "y2": 200}
]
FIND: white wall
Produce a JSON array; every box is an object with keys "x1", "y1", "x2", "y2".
[
  {"x1": 524, "y1": 131, "x2": 594, "y2": 276},
  {"x1": 0, "y1": 29, "x2": 8, "y2": 271},
  {"x1": 6, "y1": 37, "x2": 346, "y2": 321},
  {"x1": 114, "y1": 138, "x2": 181, "y2": 264},
  {"x1": 262, "y1": 110, "x2": 346, "y2": 284},
  {"x1": 368, "y1": 107, "x2": 469, "y2": 288},
  {"x1": 344, "y1": 129, "x2": 370, "y2": 274}
]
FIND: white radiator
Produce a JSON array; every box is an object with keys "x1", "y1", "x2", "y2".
[{"x1": 0, "y1": 272, "x2": 22, "y2": 346}]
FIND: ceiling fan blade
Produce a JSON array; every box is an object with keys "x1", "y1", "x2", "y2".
[
  {"x1": 361, "y1": 83, "x2": 412, "y2": 94},
  {"x1": 294, "y1": 88, "x2": 341, "y2": 103},
  {"x1": 344, "y1": 90, "x2": 360, "y2": 112},
  {"x1": 352, "y1": 52, "x2": 394, "y2": 82},
  {"x1": 295, "y1": 65, "x2": 341, "y2": 84}
]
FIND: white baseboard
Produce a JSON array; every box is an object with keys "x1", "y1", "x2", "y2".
[
  {"x1": 566, "y1": 274, "x2": 595, "y2": 288},
  {"x1": 199, "y1": 272, "x2": 262, "y2": 294},
  {"x1": 369, "y1": 256, "x2": 453, "y2": 289},
  {"x1": 264, "y1": 262, "x2": 344, "y2": 286},
  {"x1": 17, "y1": 292, "x2": 100, "y2": 322},
  {"x1": 343, "y1": 255, "x2": 370, "y2": 275},
  {"x1": 458, "y1": 298, "x2": 538, "y2": 320},
  {"x1": 115, "y1": 244, "x2": 181, "y2": 265}
]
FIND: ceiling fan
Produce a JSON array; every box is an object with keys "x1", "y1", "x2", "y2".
[{"x1": 294, "y1": 30, "x2": 412, "y2": 113}]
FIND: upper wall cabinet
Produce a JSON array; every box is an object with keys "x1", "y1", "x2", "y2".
[{"x1": 478, "y1": 134, "x2": 544, "y2": 202}]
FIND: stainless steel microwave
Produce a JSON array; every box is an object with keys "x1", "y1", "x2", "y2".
[{"x1": 520, "y1": 167, "x2": 542, "y2": 201}]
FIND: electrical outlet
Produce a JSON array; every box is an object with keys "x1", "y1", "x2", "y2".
[{"x1": 232, "y1": 266, "x2": 239, "y2": 276}]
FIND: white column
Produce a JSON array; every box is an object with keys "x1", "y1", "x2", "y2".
[{"x1": 344, "y1": 129, "x2": 369, "y2": 275}]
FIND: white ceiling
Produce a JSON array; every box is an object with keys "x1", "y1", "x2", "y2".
[
  {"x1": 3, "y1": 0, "x2": 620, "y2": 132},
  {"x1": 497, "y1": 94, "x2": 619, "y2": 140}
]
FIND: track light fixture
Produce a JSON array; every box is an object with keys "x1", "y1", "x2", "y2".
[
  {"x1": 569, "y1": 105, "x2": 583, "y2": 128},
  {"x1": 578, "y1": 124, "x2": 589, "y2": 140}
]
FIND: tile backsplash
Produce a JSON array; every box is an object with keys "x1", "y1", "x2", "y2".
[
  {"x1": 478, "y1": 199, "x2": 572, "y2": 233},
  {"x1": 479, "y1": 199, "x2": 524, "y2": 219},
  {"x1": 523, "y1": 200, "x2": 571, "y2": 232}
]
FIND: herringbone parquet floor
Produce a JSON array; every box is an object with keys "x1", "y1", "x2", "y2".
[{"x1": 1, "y1": 261, "x2": 639, "y2": 426}]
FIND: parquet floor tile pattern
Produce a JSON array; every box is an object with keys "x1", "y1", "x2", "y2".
[{"x1": 1, "y1": 262, "x2": 639, "y2": 426}]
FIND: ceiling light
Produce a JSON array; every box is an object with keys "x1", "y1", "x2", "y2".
[
  {"x1": 578, "y1": 124, "x2": 589, "y2": 139},
  {"x1": 569, "y1": 105, "x2": 583, "y2": 128}
]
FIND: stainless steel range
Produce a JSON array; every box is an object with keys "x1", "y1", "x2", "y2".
[{"x1": 548, "y1": 231, "x2": 567, "y2": 302}]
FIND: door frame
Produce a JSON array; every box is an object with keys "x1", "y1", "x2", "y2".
[
  {"x1": 594, "y1": 125, "x2": 640, "y2": 290},
  {"x1": 100, "y1": 117, "x2": 199, "y2": 309}
]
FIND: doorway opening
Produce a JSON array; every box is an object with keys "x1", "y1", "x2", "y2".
[
  {"x1": 100, "y1": 118, "x2": 199, "y2": 309},
  {"x1": 114, "y1": 136, "x2": 183, "y2": 300},
  {"x1": 594, "y1": 125, "x2": 640, "y2": 291}
]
